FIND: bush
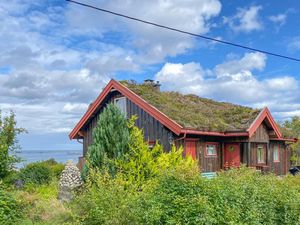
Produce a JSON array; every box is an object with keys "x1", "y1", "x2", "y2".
[
  {"x1": 0, "y1": 111, "x2": 25, "y2": 179},
  {"x1": 0, "y1": 186, "x2": 22, "y2": 224},
  {"x1": 134, "y1": 167, "x2": 300, "y2": 225},
  {"x1": 19, "y1": 162, "x2": 52, "y2": 185},
  {"x1": 41, "y1": 158, "x2": 65, "y2": 178}
]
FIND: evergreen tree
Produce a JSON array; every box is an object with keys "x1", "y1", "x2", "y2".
[{"x1": 86, "y1": 103, "x2": 130, "y2": 175}]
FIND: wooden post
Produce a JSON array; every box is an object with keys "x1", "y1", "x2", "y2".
[{"x1": 248, "y1": 142, "x2": 251, "y2": 166}]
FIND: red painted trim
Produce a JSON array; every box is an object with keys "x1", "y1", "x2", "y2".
[
  {"x1": 113, "y1": 81, "x2": 183, "y2": 135},
  {"x1": 69, "y1": 80, "x2": 183, "y2": 139},
  {"x1": 247, "y1": 107, "x2": 282, "y2": 138},
  {"x1": 70, "y1": 80, "x2": 286, "y2": 141},
  {"x1": 184, "y1": 138, "x2": 199, "y2": 141},
  {"x1": 181, "y1": 129, "x2": 248, "y2": 137},
  {"x1": 270, "y1": 137, "x2": 297, "y2": 142},
  {"x1": 205, "y1": 142, "x2": 219, "y2": 157},
  {"x1": 273, "y1": 143, "x2": 280, "y2": 163},
  {"x1": 69, "y1": 80, "x2": 115, "y2": 139}
]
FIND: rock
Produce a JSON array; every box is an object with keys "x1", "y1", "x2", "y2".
[
  {"x1": 58, "y1": 160, "x2": 83, "y2": 202},
  {"x1": 14, "y1": 179, "x2": 24, "y2": 189}
]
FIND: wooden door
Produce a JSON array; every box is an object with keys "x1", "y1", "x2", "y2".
[
  {"x1": 185, "y1": 141, "x2": 197, "y2": 160},
  {"x1": 225, "y1": 143, "x2": 240, "y2": 168}
]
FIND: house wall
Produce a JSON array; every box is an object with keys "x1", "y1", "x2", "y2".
[
  {"x1": 269, "y1": 141, "x2": 290, "y2": 175},
  {"x1": 249, "y1": 123, "x2": 269, "y2": 143},
  {"x1": 126, "y1": 98, "x2": 175, "y2": 151},
  {"x1": 81, "y1": 91, "x2": 176, "y2": 156}
]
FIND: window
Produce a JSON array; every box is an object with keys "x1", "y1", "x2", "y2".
[
  {"x1": 273, "y1": 144, "x2": 280, "y2": 162},
  {"x1": 206, "y1": 144, "x2": 217, "y2": 156},
  {"x1": 257, "y1": 145, "x2": 265, "y2": 164},
  {"x1": 114, "y1": 97, "x2": 127, "y2": 115}
]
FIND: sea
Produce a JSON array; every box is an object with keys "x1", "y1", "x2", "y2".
[{"x1": 16, "y1": 149, "x2": 82, "y2": 168}]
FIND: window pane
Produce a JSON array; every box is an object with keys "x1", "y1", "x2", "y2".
[
  {"x1": 114, "y1": 97, "x2": 127, "y2": 115},
  {"x1": 273, "y1": 145, "x2": 279, "y2": 161},
  {"x1": 257, "y1": 146, "x2": 264, "y2": 163},
  {"x1": 207, "y1": 145, "x2": 216, "y2": 155}
]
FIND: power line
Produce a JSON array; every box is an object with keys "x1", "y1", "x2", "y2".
[{"x1": 66, "y1": 0, "x2": 300, "y2": 62}]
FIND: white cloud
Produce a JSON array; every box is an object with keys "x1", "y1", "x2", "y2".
[
  {"x1": 288, "y1": 36, "x2": 300, "y2": 52},
  {"x1": 214, "y1": 52, "x2": 266, "y2": 77},
  {"x1": 224, "y1": 5, "x2": 263, "y2": 33},
  {"x1": 62, "y1": 103, "x2": 89, "y2": 113},
  {"x1": 155, "y1": 62, "x2": 206, "y2": 94},
  {"x1": 268, "y1": 13, "x2": 287, "y2": 26},
  {"x1": 66, "y1": 0, "x2": 222, "y2": 63},
  {"x1": 155, "y1": 53, "x2": 300, "y2": 120}
]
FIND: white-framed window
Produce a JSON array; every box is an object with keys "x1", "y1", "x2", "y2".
[
  {"x1": 273, "y1": 144, "x2": 280, "y2": 162},
  {"x1": 206, "y1": 144, "x2": 217, "y2": 156},
  {"x1": 257, "y1": 145, "x2": 265, "y2": 164},
  {"x1": 114, "y1": 97, "x2": 127, "y2": 115}
]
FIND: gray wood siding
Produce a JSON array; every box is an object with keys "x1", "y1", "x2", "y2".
[
  {"x1": 249, "y1": 123, "x2": 269, "y2": 143},
  {"x1": 126, "y1": 98, "x2": 174, "y2": 151},
  {"x1": 198, "y1": 141, "x2": 222, "y2": 172},
  {"x1": 269, "y1": 141, "x2": 290, "y2": 175},
  {"x1": 82, "y1": 91, "x2": 175, "y2": 155},
  {"x1": 82, "y1": 91, "x2": 123, "y2": 156}
]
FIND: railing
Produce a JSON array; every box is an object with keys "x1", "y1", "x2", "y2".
[{"x1": 255, "y1": 165, "x2": 270, "y2": 173}]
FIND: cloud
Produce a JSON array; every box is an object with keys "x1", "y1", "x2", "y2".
[
  {"x1": 66, "y1": 0, "x2": 222, "y2": 63},
  {"x1": 268, "y1": 13, "x2": 287, "y2": 26},
  {"x1": 288, "y1": 36, "x2": 300, "y2": 52},
  {"x1": 155, "y1": 52, "x2": 300, "y2": 120},
  {"x1": 224, "y1": 5, "x2": 263, "y2": 33},
  {"x1": 214, "y1": 52, "x2": 266, "y2": 77}
]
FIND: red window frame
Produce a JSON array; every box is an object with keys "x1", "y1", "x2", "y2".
[
  {"x1": 205, "y1": 142, "x2": 218, "y2": 157},
  {"x1": 273, "y1": 144, "x2": 280, "y2": 163}
]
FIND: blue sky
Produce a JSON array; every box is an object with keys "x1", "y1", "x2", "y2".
[{"x1": 0, "y1": 0, "x2": 300, "y2": 152}]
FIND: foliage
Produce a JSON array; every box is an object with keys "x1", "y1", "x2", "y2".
[
  {"x1": 0, "y1": 185, "x2": 22, "y2": 225},
  {"x1": 41, "y1": 158, "x2": 65, "y2": 178},
  {"x1": 116, "y1": 116, "x2": 197, "y2": 188},
  {"x1": 281, "y1": 116, "x2": 300, "y2": 165},
  {"x1": 72, "y1": 172, "x2": 139, "y2": 225},
  {"x1": 131, "y1": 167, "x2": 300, "y2": 225},
  {"x1": 0, "y1": 110, "x2": 25, "y2": 178},
  {"x1": 14, "y1": 180, "x2": 76, "y2": 225},
  {"x1": 86, "y1": 103, "x2": 130, "y2": 176},
  {"x1": 120, "y1": 80, "x2": 260, "y2": 131},
  {"x1": 19, "y1": 161, "x2": 53, "y2": 185}
]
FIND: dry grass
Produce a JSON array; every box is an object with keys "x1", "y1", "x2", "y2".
[{"x1": 121, "y1": 80, "x2": 260, "y2": 132}]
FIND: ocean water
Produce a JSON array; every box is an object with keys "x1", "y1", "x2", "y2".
[{"x1": 16, "y1": 150, "x2": 82, "y2": 168}]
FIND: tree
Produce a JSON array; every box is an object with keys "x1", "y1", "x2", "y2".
[
  {"x1": 281, "y1": 116, "x2": 300, "y2": 165},
  {"x1": 86, "y1": 103, "x2": 130, "y2": 175},
  {"x1": 0, "y1": 110, "x2": 25, "y2": 178}
]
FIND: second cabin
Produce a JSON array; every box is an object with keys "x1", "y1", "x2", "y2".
[{"x1": 70, "y1": 79, "x2": 296, "y2": 175}]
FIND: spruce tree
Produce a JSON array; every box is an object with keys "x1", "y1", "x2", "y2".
[{"x1": 86, "y1": 103, "x2": 130, "y2": 175}]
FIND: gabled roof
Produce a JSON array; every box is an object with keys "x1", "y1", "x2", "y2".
[{"x1": 69, "y1": 79, "x2": 286, "y2": 141}]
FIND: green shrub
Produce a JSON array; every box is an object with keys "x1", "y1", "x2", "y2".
[
  {"x1": 41, "y1": 158, "x2": 65, "y2": 178},
  {"x1": 19, "y1": 162, "x2": 52, "y2": 185},
  {"x1": 73, "y1": 172, "x2": 139, "y2": 225},
  {"x1": 0, "y1": 111, "x2": 25, "y2": 179},
  {"x1": 0, "y1": 186, "x2": 22, "y2": 224}
]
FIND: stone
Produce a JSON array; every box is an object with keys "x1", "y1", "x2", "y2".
[{"x1": 58, "y1": 160, "x2": 83, "y2": 202}]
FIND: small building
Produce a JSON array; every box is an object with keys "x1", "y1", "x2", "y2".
[{"x1": 69, "y1": 79, "x2": 295, "y2": 175}]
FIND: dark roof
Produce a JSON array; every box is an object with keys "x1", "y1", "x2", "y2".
[{"x1": 121, "y1": 80, "x2": 261, "y2": 132}]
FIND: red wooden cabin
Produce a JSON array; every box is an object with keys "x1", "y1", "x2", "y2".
[{"x1": 70, "y1": 79, "x2": 296, "y2": 175}]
